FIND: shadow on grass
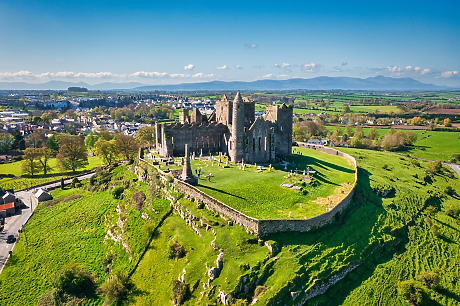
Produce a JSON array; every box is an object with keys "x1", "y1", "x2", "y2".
[
  {"x1": 197, "y1": 184, "x2": 246, "y2": 200},
  {"x1": 261, "y1": 168, "x2": 410, "y2": 305},
  {"x1": 287, "y1": 153, "x2": 356, "y2": 175}
]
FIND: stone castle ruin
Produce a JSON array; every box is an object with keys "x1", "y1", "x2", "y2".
[{"x1": 155, "y1": 92, "x2": 293, "y2": 163}]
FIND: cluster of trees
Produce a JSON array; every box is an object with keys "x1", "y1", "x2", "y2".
[
  {"x1": 292, "y1": 119, "x2": 327, "y2": 141},
  {"x1": 86, "y1": 130, "x2": 152, "y2": 165},
  {"x1": 108, "y1": 104, "x2": 175, "y2": 122},
  {"x1": 21, "y1": 133, "x2": 89, "y2": 175},
  {"x1": 339, "y1": 126, "x2": 417, "y2": 151}
]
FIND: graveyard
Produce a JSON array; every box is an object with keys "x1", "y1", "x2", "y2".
[{"x1": 147, "y1": 146, "x2": 356, "y2": 219}]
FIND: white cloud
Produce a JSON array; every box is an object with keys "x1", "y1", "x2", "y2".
[
  {"x1": 215, "y1": 65, "x2": 229, "y2": 70},
  {"x1": 275, "y1": 63, "x2": 291, "y2": 68},
  {"x1": 284, "y1": 69, "x2": 292, "y2": 73},
  {"x1": 301, "y1": 63, "x2": 322, "y2": 73},
  {"x1": 0, "y1": 70, "x2": 218, "y2": 82},
  {"x1": 258, "y1": 74, "x2": 290, "y2": 80},
  {"x1": 370, "y1": 66, "x2": 436, "y2": 77},
  {"x1": 183, "y1": 64, "x2": 194, "y2": 70},
  {"x1": 246, "y1": 44, "x2": 257, "y2": 48},
  {"x1": 253, "y1": 65, "x2": 265, "y2": 68},
  {"x1": 235, "y1": 65, "x2": 243, "y2": 69},
  {"x1": 191, "y1": 73, "x2": 215, "y2": 78},
  {"x1": 437, "y1": 71, "x2": 460, "y2": 78},
  {"x1": 129, "y1": 71, "x2": 168, "y2": 78}
]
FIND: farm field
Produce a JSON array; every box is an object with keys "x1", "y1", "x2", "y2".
[
  {"x1": 0, "y1": 155, "x2": 103, "y2": 176},
  {"x1": 193, "y1": 147, "x2": 355, "y2": 219},
  {"x1": 325, "y1": 126, "x2": 460, "y2": 162},
  {"x1": 0, "y1": 156, "x2": 103, "y2": 190}
]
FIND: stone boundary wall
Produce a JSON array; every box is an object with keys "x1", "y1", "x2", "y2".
[
  {"x1": 137, "y1": 145, "x2": 357, "y2": 237},
  {"x1": 258, "y1": 143, "x2": 357, "y2": 236}
]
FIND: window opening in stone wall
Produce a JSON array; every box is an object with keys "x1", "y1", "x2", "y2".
[
  {"x1": 229, "y1": 141, "x2": 232, "y2": 150},
  {"x1": 207, "y1": 136, "x2": 209, "y2": 148},
  {"x1": 258, "y1": 137, "x2": 261, "y2": 151},
  {"x1": 264, "y1": 137, "x2": 267, "y2": 151},
  {"x1": 171, "y1": 137, "x2": 174, "y2": 149},
  {"x1": 212, "y1": 136, "x2": 215, "y2": 147},
  {"x1": 253, "y1": 138, "x2": 255, "y2": 151},
  {"x1": 195, "y1": 137, "x2": 198, "y2": 148},
  {"x1": 201, "y1": 136, "x2": 204, "y2": 148}
]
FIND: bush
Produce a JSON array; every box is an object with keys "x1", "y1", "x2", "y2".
[
  {"x1": 171, "y1": 280, "x2": 189, "y2": 305},
  {"x1": 382, "y1": 164, "x2": 389, "y2": 170},
  {"x1": 111, "y1": 186, "x2": 124, "y2": 199},
  {"x1": 98, "y1": 273, "x2": 129, "y2": 305},
  {"x1": 70, "y1": 176, "x2": 79, "y2": 188},
  {"x1": 54, "y1": 263, "x2": 95, "y2": 298},
  {"x1": 168, "y1": 241, "x2": 186, "y2": 259},
  {"x1": 60, "y1": 177, "x2": 65, "y2": 190},
  {"x1": 417, "y1": 271, "x2": 440, "y2": 290},
  {"x1": 398, "y1": 280, "x2": 429, "y2": 306},
  {"x1": 444, "y1": 186, "x2": 456, "y2": 196},
  {"x1": 445, "y1": 205, "x2": 460, "y2": 219},
  {"x1": 254, "y1": 285, "x2": 267, "y2": 297}
]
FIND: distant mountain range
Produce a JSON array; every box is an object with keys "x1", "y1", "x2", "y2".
[{"x1": 0, "y1": 76, "x2": 453, "y2": 91}]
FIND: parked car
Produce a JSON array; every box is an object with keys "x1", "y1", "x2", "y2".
[{"x1": 6, "y1": 235, "x2": 15, "y2": 243}]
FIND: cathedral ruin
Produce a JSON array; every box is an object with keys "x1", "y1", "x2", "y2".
[{"x1": 155, "y1": 92, "x2": 293, "y2": 163}]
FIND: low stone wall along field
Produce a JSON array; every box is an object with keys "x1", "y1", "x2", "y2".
[{"x1": 137, "y1": 144, "x2": 357, "y2": 236}]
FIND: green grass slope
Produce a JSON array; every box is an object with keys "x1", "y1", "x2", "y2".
[{"x1": 0, "y1": 165, "x2": 170, "y2": 306}]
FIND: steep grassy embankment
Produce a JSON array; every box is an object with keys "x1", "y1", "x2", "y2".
[{"x1": 0, "y1": 165, "x2": 170, "y2": 305}]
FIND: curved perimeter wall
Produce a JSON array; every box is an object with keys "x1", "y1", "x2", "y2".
[{"x1": 138, "y1": 144, "x2": 358, "y2": 237}]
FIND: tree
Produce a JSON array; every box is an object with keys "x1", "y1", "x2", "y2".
[
  {"x1": 21, "y1": 148, "x2": 41, "y2": 175},
  {"x1": 28, "y1": 130, "x2": 48, "y2": 148},
  {"x1": 0, "y1": 133, "x2": 14, "y2": 153},
  {"x1": 444, "y1": 118, "x2": 452, "y2": 127},
  {"x1": 94, "y1": 139, "x2": 119, "y2": 165},
  {"x1": 56, "y1": 136, "x2": 88, "y2": 172},
  {"x1": 342, "y1": 104, "x2": 350, "y2": 114},
  {"x1": 10, "y1": 129, "x2": 25, "y2": 150},
  {"x1": 48, "y1": 134, "x2": 59, "y2": 151},
  {"x1": 84, "y1": 131, "x2": 100, "y2": 150},
  {"x1": 98, "y1": 273, "x2": 129, "y2": 305},
  {"x1": 367, "y1": 128, "x2": 378, "y2": 140},
  {"x1": 398, "y1": 280, "x2": 428, "y2": 306},
  {"x1": 136, "y1": 126, "x2": 156, "y2": 146},
  {"x1": 417, "y1": 271, "x2": 440, "y2": 289},
  {"x1": 38, "y1": 147, "x2": 53, "y2": 175},
  {"x1": 55, "y1": 263, "x2": 95, "y2": 298},
  {"x1": 117, "y1": 134, "x2": 139, "y2": 160}
]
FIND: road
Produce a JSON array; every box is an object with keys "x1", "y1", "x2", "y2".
[{"x1": 0, "y1": 172, "x2": 95, "y2": 273}]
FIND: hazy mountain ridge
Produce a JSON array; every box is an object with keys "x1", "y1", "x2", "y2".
[{"x1": 0, "y1": 76, "x2": 452, "y2": 91}]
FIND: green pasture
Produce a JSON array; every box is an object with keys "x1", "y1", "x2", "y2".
[
  {"x1": 350, "y1": 105, "x2": 400, "y2": 113},
  {"x1": 0, "y1": 156, "x2": 103, "y2": 190},
  {"x1": 325, "y1": 126, "x2": 460, "y2": 161},
  {"x1": 191, "y1": 147, "x2": 355, "y2": 219},
  {"x1": 0, "y1": 155, "x2": 103, "y2": 177}
]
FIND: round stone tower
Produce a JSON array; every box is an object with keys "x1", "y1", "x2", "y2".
[{"x1": 229, "y1": 92, "x2": 245, "y2": 162}]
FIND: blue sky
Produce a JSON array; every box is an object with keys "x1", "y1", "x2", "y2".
[{"x1": 1, "y1": 0, "x2": 459, "y2": 86}]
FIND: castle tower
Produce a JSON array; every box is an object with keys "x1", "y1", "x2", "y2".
[
  {"x1": 229, "y1": 92, "x2": 245, "y2": 162},
  {"x1": 180, "y1": 144, "x2": 197, "y2": 185},
  {"x1": 179, "y1": 109, "x2": 189, "y2": 124}
]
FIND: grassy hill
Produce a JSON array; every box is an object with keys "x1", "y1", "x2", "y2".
[
  {"x1": 0, "y1": 165, "x2": 170, "y2": 305},
  {"x1": 1, "y1": 148, "x2": 459, "y2": 305}
]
